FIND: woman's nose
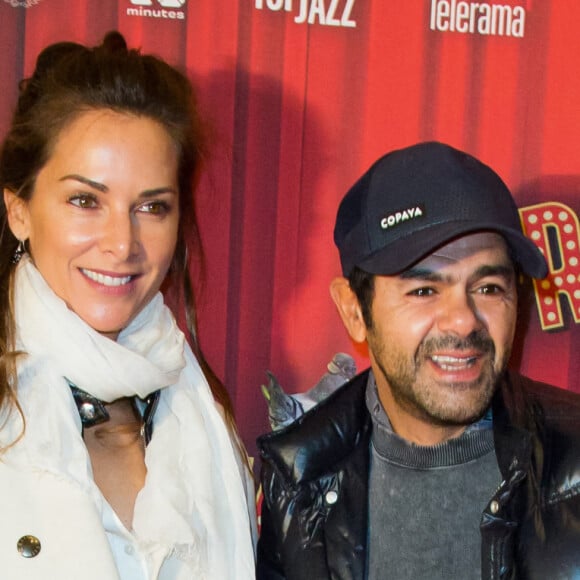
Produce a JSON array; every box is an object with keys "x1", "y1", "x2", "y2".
[{"x1": 99, "y1": 213, "x2": 140, "y2": 260}]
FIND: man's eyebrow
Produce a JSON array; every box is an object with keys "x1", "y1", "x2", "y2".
[
  {"x1": 473, "y1": 264, "x2": 515, "y2": 279},
  {"x1": 59, "y1": 175, "x2": 177, "y2": 197},
  {"x1": 399, "y1": 268, "x2": 445, "y2": 282},
  {"x1": 60, "y1": 174, "x2": 108, "y2": 192},
  {"x1": 399, "y1": 263, "x2": 515, "y2": 282}
]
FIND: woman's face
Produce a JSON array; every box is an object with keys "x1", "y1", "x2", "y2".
[{"x1": 6, "y1": 109, "x2": 180, "y2": 339}]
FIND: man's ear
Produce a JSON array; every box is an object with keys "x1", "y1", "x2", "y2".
[
  {"x1": 3, "y1": 189, "x2": 31, "y2": 242},
  {"x1": 330, "y1": 277, "x2": 368, "y2": 343}
]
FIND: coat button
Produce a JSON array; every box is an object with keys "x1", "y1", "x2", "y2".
[
  {"x1": 490, "y1": 500, "x2": 500, "y2": 514},
  {"x1": 325, "y1": 490, "x2": 338, "y2": 505},
  {"x1": 17, "y1": 535, "x2": 41, "y2": 558}
]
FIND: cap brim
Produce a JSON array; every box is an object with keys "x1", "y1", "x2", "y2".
[{"x1": 357, "y1": 222, "x2": 548, "y2": 279}]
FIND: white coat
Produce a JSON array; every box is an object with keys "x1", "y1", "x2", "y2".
[{"x1": 0, "y1": 461, "x2": 121, "y2": 579}]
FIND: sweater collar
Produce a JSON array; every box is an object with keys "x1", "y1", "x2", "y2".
[{"x1": 366, "y1": 375, "x2": 495, "y2": 468}]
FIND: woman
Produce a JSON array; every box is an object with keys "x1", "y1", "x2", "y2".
[{"x1": 0, "y1": 32, "x2": 256, "y2": 579}]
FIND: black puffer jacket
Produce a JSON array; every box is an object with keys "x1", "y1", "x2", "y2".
[{"x1": 257, "y1": 370, "x2": 580, "y2": 579}]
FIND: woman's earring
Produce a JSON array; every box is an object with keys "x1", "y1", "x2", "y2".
[{"x1": 11, "y1": 239, "x2": 26, "y2": 264}]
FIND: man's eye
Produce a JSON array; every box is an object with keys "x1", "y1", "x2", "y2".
[
  {"x1": 478, "y1": 284, "x2": 503, "y2": 295},
  {"x1": 68, "y1": 194, "x2": 98, "y2": 209},
  {"x1": 409, "y1": 287, "x2": 436, "y2": 297}
]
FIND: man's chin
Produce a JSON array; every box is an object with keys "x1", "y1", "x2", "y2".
[{"x1": 427, "y1": 387, "x2": 496, "y2": 426}]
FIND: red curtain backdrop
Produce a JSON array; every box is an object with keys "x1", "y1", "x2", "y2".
[{"x1": 1, "y1": 0, "x2": 578, "y2": 457}]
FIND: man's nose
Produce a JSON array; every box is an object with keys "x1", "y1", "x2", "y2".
[{"x1": 435, "y1": 291, "x2": 483, "y2": 337}]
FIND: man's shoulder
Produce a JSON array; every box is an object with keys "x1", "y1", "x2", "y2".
[
  {"x1": 257, "y1": 370, "x2": 372, "y2": 484},
  {"x1": 508, "y1": 371, "x2": 580, "y2": 422},
  {"x1": 506, "y1": 371, "x2": 580, "y2": 500}
]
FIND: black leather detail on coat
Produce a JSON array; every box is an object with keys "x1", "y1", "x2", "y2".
[{"x1": 257, "y1": 370, "x2": 580, "y2": 580}]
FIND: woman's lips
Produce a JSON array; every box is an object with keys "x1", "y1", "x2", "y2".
[{"x1": 80, "y1": 268, "x2": 134, "y2": 287}]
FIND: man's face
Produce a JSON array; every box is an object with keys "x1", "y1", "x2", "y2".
[{"x1": 365, "y1": 232, "x2": 517, "y2": 443}]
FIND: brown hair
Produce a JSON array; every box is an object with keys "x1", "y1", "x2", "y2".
[
  {"x1": 0, "y1": 32, "x2": 240, "y2": 446},
  {"x1": 348, "y1": 266, "x2": 376, "y2": 329}
]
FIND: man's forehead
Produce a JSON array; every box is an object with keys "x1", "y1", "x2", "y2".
[{"x1": 405, "y1": 232, "x2": 512, "y2": 273}]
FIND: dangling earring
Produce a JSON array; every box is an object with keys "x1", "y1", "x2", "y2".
[{"x1": 11, "y1": 239, "x2": 26, "y2": 264}]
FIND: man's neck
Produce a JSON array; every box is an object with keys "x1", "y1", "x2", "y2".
[
  {"x1": 384, "y1": 397, "x2": 466, "y2": 444},
  {"x1": 372, "y1": 374, "x2": 468, "y2": 446}
]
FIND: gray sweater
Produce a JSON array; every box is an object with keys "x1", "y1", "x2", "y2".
[{"x1": 366, "y1": 379, "x2": 501, "y2": 579}]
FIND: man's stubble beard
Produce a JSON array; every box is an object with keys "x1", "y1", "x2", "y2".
[{"x1": 369, "y1": 331, "x2": 510, "y2": 428}]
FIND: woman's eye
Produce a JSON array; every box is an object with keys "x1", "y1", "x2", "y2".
[
  {"x1": 138, "y1": 201, "x2": 170, "y2": 215},
  {"x1": 68, "y1": 194, "x2": 98, "y2": 209}
]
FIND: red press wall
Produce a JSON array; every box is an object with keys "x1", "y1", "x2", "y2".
[{"x1": 1, "y1": 0, "x2": 578, "y2": 456}]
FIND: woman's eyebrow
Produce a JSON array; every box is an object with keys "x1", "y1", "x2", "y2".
[
  {"x1": 59, "y1": 174, "x2": 177, "y2": 197},
  {"x1": 60, "y1": 174, "x2": 108, "y2": 192},
  {"x1": 139, "y1": 188, "x2": 178, "y2": 198}
]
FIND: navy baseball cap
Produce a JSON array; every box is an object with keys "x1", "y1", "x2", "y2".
[{"x1": 334, "y1": 142, "x2": 548, "y2": 279}]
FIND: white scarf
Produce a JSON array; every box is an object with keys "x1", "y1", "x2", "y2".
[{"x1": 2, "y1": 256, "x2": 255, "y2": 579}]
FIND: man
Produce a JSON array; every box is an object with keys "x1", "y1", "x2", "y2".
[{"x1": 256, "y1": 142, "x2": 580, "y2": 579}]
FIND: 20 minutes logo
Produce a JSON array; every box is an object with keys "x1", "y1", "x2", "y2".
[
  {"x1": 126, "y1": 0, "x2": 186, "y2": 19},
  {"x1": 3, "y1": 0, "x2": 44, "y2": 8},
  {"x1": 129, "y1": 0, "x2": 185, "y2": 7}
]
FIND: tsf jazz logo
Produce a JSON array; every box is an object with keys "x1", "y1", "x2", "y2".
[{"x1": 256, "y1": 0, "x2": 357, "y2": 27}]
